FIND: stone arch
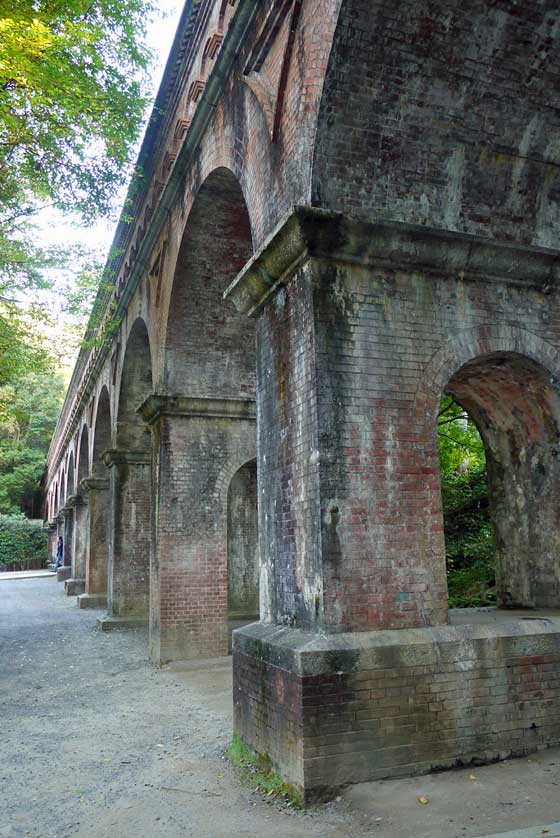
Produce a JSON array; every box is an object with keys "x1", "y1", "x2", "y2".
[
  {"x1": 92, "y1": 386, "x2": 112, "y2": 475},
  {"x1": 163, "y1": 166, "x2": 255, "y2": 398},
  {"x1": 58, "y1": 469, "x2": 65, "y2": 509},
  {"x1": 415, "y1": 325, "x2": 560, "y2": 611},
  {"x1": 311, "y1": 0, "x2": 560, "y2": 246},
  {"x1": 66, "y1": 452, "x2": 75, "y2": 500},
  {"x1": 82, "y1": 386, "x2": 113, "y2": 604},
  {"x1": 117, "y1": 317, "x2": 153, "y2": 450},
  {"x1": 76, "y1": 425, "x2": 89, "y2": 485},
  {"x1": 227, "y1": 457, "x2": 259, "y2": 641},
  {"x1": 107, "y1": 317, "x2": 153, "y2": 620}
]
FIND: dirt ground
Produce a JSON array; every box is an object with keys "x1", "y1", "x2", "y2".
[{"x1": 2, "y1": 576, "x2": 560, "y2": 838}]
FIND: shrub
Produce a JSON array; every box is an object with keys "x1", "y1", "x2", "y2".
[{"x1": 0, "y1": 514, "x2": 48, "y2": 570}]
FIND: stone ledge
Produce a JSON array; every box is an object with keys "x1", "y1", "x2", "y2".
[
  {"x1": 137, "y1": 394, "x2": 256, "y2": 425},
  {"x1": 64, "y1": 578, "x2": 86, "y2": 596},
  {"x1": 101, "y1": 449, "x2": 151, "y2": 468},
  {"x1": 97, "y1": 615, "x2": 148, "y2": 631},
  {"x1": 56, "y1": 567, "x2": 72, "y2": 582},
  {"x1": 77, "y1": 593, "x2": 107, "y2": 610},
  {"x1": 233, "y1": 611, "x2": 560, "y2": 677},
  {"x1": 224, "y1": 206, "x2": 560, "y2": 317}
]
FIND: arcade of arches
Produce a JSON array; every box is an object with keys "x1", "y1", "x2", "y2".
[{"x1": 45, "y1": 0, "x2": 560, "y2": 803}]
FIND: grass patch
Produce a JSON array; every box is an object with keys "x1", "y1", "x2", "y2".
[{"x1": 227, "y1": 734, "x2": 303, "y2": 808}]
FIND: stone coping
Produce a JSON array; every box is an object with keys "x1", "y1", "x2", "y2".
[
  {"x1": 233, "y1": 611, "x2": 560, "y2": 677},
  {"x1": 137, "y1": 394, "x2": 256, "y2": 425},
  {"x1": 80, "y1": 477, "x2": 109, "y2": 492},
  {"x1": 224, "y1": 206, "x2": 560, "y2": 317},
  {"x1": 101, "y1": 449, "x2": 151, "y2": 468}
]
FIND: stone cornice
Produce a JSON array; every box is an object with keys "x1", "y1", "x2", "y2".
[
  {"x1": 101, "y1": 449, "x2": 151, "y2": 468},
  {"x1": 80, "y1": 477, "x2": 109, "y2": 493},
  {"x1": 225, "y1": 206, "x2": 560, "y2": 317},
  {"x1": 137, "y1": 395, "x2": 256, "y2": 426}
]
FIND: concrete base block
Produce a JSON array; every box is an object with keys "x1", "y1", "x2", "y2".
[
  {"x1": 97, "y1": 615, "x2": 148, "y2": 632},
  {"x1": 56, "y1": 567, "x2": 71, "y2": 582},
  {"x1": 233, "y1": 610, "x2": 560, "y2": 803},
  {"x1": 77, "y1": 593, "x2": 107, "y2": 610},
  {"x1": 64, "y1": 578, "x2": 85, "y2": 596}
]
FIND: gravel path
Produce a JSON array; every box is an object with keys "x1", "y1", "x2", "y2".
[{"x1": 2, "y1": 577, "x2": 560, "y2": 838}]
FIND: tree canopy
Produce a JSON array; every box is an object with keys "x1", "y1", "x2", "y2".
[{"x1": 0, "y1": 0, "x2": 154, "y2": 296}]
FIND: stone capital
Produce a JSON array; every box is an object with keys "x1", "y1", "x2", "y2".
[
  {"x1": 137, "y1": 394, "x2": 256, "y2": 426},
  {"x1": 224, "y1": 205, "x2": 560, "y2": 317},
  {"x1": 47, "y1": 521, "x2": 58, "y2": 532},
  {"x1": 80, "y1": 477, "x2": 109, "y2": 493},
  {"x1": 101, "y1": 448, "x2": 151, "y2": 468},
  {"x1": 65, "y1": 493, "x2": 84, "y2": 509}
]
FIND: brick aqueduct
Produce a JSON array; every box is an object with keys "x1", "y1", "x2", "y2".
[{"x1": 45, "y1": 0, "x2": 560, "y2": 800}]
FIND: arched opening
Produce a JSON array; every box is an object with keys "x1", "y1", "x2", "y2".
[
  {"x1": 58, "y1": 470, "x2": 65, "y2": 509},
  {"x1": 151, "y1": 167, "x2": 256, "y2": 662},
  {"x1": 437, "y1": 396, "x2": 493, "y2": 609},
  {"x1": 164, "y1": 166, "x2": 255, "y2": 397},
  {"x1": 117, "y1": 320, "x2": 153, "y2": 450},
  {"x1": 439, "y1": 352, "x2": 560, "y2": 612},
  {"x1": 109, "y1": 318, "x2": 153, "y2": 619},
  {"x1": 92, "y1": 387, "x2": 111, "y2": 476},
  {"x1": 66, "y1": 452, "x2": 74, "y2": 500},
  {"x1": 70, "y1": 425, "x2": 90, "y2": 586},
  {"x1": 76, "y1": 426, "x2": 89, "y2": 485},
  {"x1": 227, "y1": 458, "x2": 259, "y2": 650},
  {"x1": 84, "y1": 387, "x2": 112, "y2": 603}
]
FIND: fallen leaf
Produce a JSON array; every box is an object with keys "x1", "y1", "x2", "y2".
[
  {"x1": 418, "y1": 796, "x2": 429, "y2": 805},
  {"x1": 469, "y1": 774, "x2": 477, "y2": 781}
]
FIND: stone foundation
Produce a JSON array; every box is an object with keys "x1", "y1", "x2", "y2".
[
  {"x1": 97, "y1": 615, "x2": 148, "y2": 631},
  {"x1": 64, "y1": 578, "x2": 85, "y2": 596},
  {"x1": 77, "y1": 593, "x2": 107, "y2": 609},
  {"x1": 233, "y1": 613, "x2": 560, "y2": 802},
  {"x1": 56, "y1": 567, "x2": 71, "y2": 582}
]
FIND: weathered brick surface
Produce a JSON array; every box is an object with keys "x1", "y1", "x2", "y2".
[
  {"x1": 42, "y1": 0, "x2": 560, "y2": 795},
  {"x1": 313, "y1": 0, "x2": 560, "y2": 248},
  {"x1": 146, "y1": 402, "x2": 256, "y2": 663},
  {"x1": 234, "y1": 620, "x2": 560, "y2": 801}
]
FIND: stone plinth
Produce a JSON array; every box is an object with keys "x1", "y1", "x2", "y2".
[
  {"x1": 233, "y1": 613, "x2": 560, "y2": 803},
  {"x1": 77, "y1": 593, "x2": 107, "y2": 609},
  {"x1": 97, "y1": 615, "x2": 148, "y2": 631},
  {"x1": 64, "y1": 578, "x2": 85, "y2": 596},
  {"x1": 56, "y1": 567, "x2": 71, "y2": 582}
]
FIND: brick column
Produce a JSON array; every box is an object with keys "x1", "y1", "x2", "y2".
[
  {"x1": 60, "y1": 504, "x2": 74, "y2": 568},
  {"x1": 138, "y1": 395, "x2": 256, "y2": 665},
  {"x1": 47, "y1": 522, "x2": 58, "y2": 565},
  {"x1": 99, "y1": 449, "x2": 151, "y2": 627},
  {"x1": 224, "y1": 206, "x2": 560, "y2": 800},
  {"x1": 77, "y1": 478, "x2": 109, "y2": 609},
  {"x1": 64, "y1": 494, "x2": 87, "y2": 596}
]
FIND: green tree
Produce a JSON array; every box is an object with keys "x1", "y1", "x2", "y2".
[
  {"x1": 0, "y1": 369, "x2": 65, "y2": 515},
  {"x1": 437, "y1": 397, "x2": 494, "y2": 608},
  {"x1": 0, "y1": 0, "x2": 154, "y2": 316}
]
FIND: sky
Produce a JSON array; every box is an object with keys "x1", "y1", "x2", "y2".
[{"x1": 36, "y1": 0, "x2": 185, "y2": 274}]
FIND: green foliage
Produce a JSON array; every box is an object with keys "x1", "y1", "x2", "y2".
[
  {"x1": 437, "y1": 397, "x2": 495, "y2": 608},
  {"x1": 227, "y1": 735, "x2": 303, "y2": 808},
  {"x1": 0, "y1": 369, "x2": 65, "y2": 515},
  {"x1": 0, "y1": 0, "x2": 154, "y2": 346},
  {"x1": 0, "y1": 513, "x2": 47, "y2": 569}
]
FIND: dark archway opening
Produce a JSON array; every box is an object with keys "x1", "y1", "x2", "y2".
[{"x1": 439, "y1": 352, "x2": 560, "y2": 611}]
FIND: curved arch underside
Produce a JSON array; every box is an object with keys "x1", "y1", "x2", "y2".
[
  {"x1": 444, "y1": 352, "x2": 560, "y2": 609},
  {"x1": 164, "y1": 167, "x2": 255, "y2": 398}
]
